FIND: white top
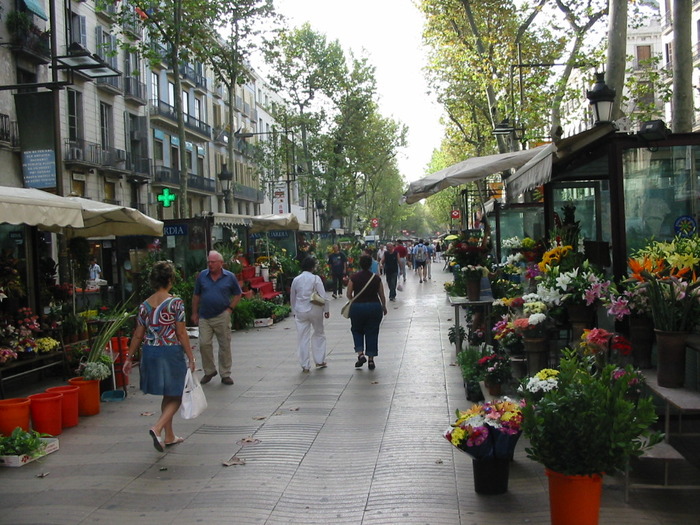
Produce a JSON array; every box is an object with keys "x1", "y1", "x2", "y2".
[
  {"x1": 89, "y1": 263, "x2": 102, "y2": 280},
  {"x1": 290, "y1": 271, "x2": 329, "y2": 315}
]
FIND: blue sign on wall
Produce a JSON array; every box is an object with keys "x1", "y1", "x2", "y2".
[{"x1": 22, "y1": 150, "x2": 56, "y2": 189}]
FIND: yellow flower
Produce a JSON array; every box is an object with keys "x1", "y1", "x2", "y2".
[
  {"x1": 450, "y1": 427, "x2": 465, "y2": 445},
  {"x1": 535, "y1": 368, "x2": 559, "y2": 380}
]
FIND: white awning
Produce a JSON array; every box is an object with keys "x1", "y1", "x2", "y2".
[
  {"x1": 250, "y1": 213, "x2": 300, "y2": 233},
  {"x1": 212, "y1": 213, "x2": 253, "y2": 228},
  {"x1": 0, "y1": 186, "x2": 84, "y2": 229},
  {"x1": 402, "y1": 145, "x2": 549, "y2": 204},
  {"x1": 505, "y1": 144, "x2": 556, "y2": 200}
]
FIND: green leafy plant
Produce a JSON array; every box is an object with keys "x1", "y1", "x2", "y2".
[
  {"x1": 247, "y1": 298, "x2": 276, "y2": 319},
  {"x1": 81, "y1": 361, "x2": 111, "y2": 381},
  {"x1": 520, "y1": 349, "x2": 661, "y2": 476},
  {"x1": 0, "y1": 427, "x2": 47, "y2": 456},
  {"x1": 231, "y1": 299, "x2": 255, "y2": 330},
  {"x1": 456, "y1": 346, "x2": 485, "y2": 382},
  {"x1": 448, "y1": 325, "x2": 466, "y2": 347},
  {"x1": 86, "y1": 297, "x2": 134, "y2": 364}
]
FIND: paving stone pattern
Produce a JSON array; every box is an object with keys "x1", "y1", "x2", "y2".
[{"x1": 1, "y1": 263, "x2": 699, "y2": 524}]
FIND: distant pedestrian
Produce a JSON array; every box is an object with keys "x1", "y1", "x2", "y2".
[
  {"x1": 327, "y1": 244, "x2": 348, "y2": 298},
  {"x1": 89, "y1": 257, "x2": 102, "y2": 281},
  {"x1": 395, "y1": 240, "x2": 408, "y2": 282},
  {"x1": 381, "y1": 242, "x2": 399, "y2": 301},
  {"x1": 123, "y1": 261, "x2": 196, "y2": 452},
  {"x1": 377, "y1": 244, "x2": 387, "y2": 275},
  {"x1": 364, "y1": 247, "x2": 380, "y2": 275},
  {"x1": 347, "y1": 254, "x2": 387, "y2": 370},
  {"x1": 191, "y1": 250, "x2": 242, "y2": 385},
  {"x1": 435, "y1": 241, "x2": 442, "y2": 261},
  {"x1": 290, "y1": 256, "x2": 330, "y2": 372},
  {"x1": 426, "y1": 242, "x2": 434, "y2": 279}
]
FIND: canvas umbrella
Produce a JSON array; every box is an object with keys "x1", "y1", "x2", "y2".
[
  {"x1": 0, "y1": 186, "x2": 84, "y2": 229},
  {"x1": 49, "y1": 197, "x2": 164, "y2": 238},
  {"x1": 250, "y1": 213, "x2": 300, "y2": 261},
  {"x1": 444, "y1": 234, "x2": 459, "y2": 241}
]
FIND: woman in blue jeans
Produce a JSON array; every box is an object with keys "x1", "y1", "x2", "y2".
[{"x1": 346, "y1": 254, "x2": 388, "y2": 370}]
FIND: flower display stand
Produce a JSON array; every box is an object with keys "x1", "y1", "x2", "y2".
[
  {"x1": 546, "y1": 469, "x2": 602, "y2": 525},
  {"x1": 654, "y1": 329, "x2": 689, "y2": 388},
  {"x1": 472, "y1": 457, "x2": 510, "y2": 495}
]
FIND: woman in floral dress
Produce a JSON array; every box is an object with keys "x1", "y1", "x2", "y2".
[{"x1": 123, "y1": 261, "x2": 196, "y2": 452}]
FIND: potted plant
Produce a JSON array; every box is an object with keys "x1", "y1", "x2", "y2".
[
  {"x1": 476, "y1": 352, "x2": 512, "y2": 396},
  {"x1": 520, "y1": 349, "x2": 660, "y2": 524},
  {"x1": 627, "y1": 235, "x2": 700, "y2": 387},
  {"x1": 444, "y1": 398, "x2": 523, "y2": 494},
  {"x1": 456, "y1": 345, "x2": 485, "y2": 402}
]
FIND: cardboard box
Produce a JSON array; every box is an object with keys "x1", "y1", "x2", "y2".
[
  {"x1": 254, "y1": 318, "x2": 273, "y2": 327},
  {"x1": 0, "y1": 438, "x2": 59, "y2": 467}
]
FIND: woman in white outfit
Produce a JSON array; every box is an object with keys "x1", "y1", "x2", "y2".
[{"x1": 290, "y1": 256, "x2": 330, "y2": 372}]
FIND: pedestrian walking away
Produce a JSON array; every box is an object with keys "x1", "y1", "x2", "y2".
[
  {"x1": 327, "y1": 244, "x2": 348, "y2": 298},
  {"x1": 123, "y1": 261, "x2": 196, "y2": 452},
  {"x1": 191, "y1": 250, "x2": 242, "y2": 385},
  {"x1": 413, "y1": 239, "x2": 429, "y2": 283},
  {"x1": 290, "y1": 256, "x2": 330, "y2": 372},
  {"x1": 347, "y1": 254, "x2": 387, "y2": 370},
  {"x1": 380, "y1": 242, "x2": 399, "y2": 301}
]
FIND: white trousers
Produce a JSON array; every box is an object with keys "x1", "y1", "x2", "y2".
[{"x1": 294, "y1": 307, "x2": 327, "y2": 369}]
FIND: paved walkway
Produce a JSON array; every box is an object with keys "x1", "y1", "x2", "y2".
[{"x1": 1, "y1": 262, "x2": 699, "y2": 524}]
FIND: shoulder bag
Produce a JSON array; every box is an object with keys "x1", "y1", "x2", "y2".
[{"x1": 341, "y1": 274, "x2": 377, "y2": 319}]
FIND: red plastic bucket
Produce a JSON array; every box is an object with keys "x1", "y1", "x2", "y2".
[
  {"x1": 0, "y1": 398, "x2": 31, "y2": 435},
  {"x1": 28, "y1": 392, "x2": 63, "y2": 436},
  {"x1": 68, "y1": 377, "x2": 101, "y2": 416},
  {"x1": 46, "y1": 385, "x2": 80, "y2": 428}
]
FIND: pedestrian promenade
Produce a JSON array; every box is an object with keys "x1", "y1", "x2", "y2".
[{"x1": 1, "y1": 262, "x2": 699, "y2": 524}]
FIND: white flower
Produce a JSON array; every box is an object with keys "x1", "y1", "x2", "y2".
[
  {"x1": 522, "y1": 376, "x2": 558, "y2": 393},
  {"x1": 528, "y1": 313, "x2": 548, "y2": 325}
]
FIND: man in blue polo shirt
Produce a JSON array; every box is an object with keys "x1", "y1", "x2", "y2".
[{"x1": 192, "y1": 250, "x2": 242, "y2": 385}]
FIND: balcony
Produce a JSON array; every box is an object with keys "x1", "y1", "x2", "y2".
[
  {"x1": 124, "y1": 77, "x2": 147, "y2": 105},
  {"x1": 149, "y1": 99, "x2": 211, "y2": 139},
  {"x1": 96, "y1": 74, "x2": 124, "y2": 94},
  {"x1": 152, "y1": 166, "x2": 215, "y2": 193},
  {"x1": 10, "y1": 28, "x2": 51, "y2": 64},
  {"x1": 234, "y1": 184, "x2": 264, "y2": 203},
  {"x1": 96, "y1": 2, "x2": 117, "y2": 21},
  {"x1": 178, "y1": 64, "x2": 207, "y2": 92},
  {"x1": 213, "y1": 126, "x2": 229, "y2": 146},
  {"x1": 63, "y1": 139, "x2": 128, "y2": 171},
  {"x1": 129, "y1": 157, "x2": 151, "y2": 177}
]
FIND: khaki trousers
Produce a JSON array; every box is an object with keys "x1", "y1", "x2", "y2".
[{"x1": 199, "y1": 310, "x2": 233, "y2": 378}]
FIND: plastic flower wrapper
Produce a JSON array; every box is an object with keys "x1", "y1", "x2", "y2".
[{"x1": 444, "y1": 398, "x2": 524, "y2": 460}]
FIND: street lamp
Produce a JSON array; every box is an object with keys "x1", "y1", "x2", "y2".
[
  {"x1": 586, "y1": 72, "x2": 616, "y2": 125},
  {"x1": 218, "y1": 163, "x2": 233, "y2": 213}
]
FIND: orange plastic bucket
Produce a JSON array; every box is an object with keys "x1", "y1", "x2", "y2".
[
  {"x1": 0, "y1": 398, "x2": 31, "y2": 435},
  {"x1": 28, "y1": 392, "x2": 63, "y2": 436},
  {"x1": 546, "y1": 468, "x2": 603, "y2": 525},
  {"x1": 46, "y1": 385, "x2": 80, "y2": 428},
  {"x1": 114, "y1": 337, "x2": 131, "y2": 387},
  {"x1": 68, "y1": 377, "x2": 101, "y2": 416}
]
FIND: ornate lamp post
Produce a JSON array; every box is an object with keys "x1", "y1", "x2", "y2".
[
  {"x1": 218, "y1": 163, "x2": 233, "y2": 213},
  {"x1": 586, "y1": 72, "x2": 616, "y2": 125}
]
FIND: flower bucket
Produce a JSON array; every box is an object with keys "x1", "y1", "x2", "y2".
[
  {"x1": 630, "y1": 315, "x2": 654, "y2": 369},
  {"x1": 0, "y1": 398, "x2": 30, "y2": 435},
  {"x1": 472, "y1": 457, "x2": 510, "y2": 495},
  {"x1": 68, "y1": 377, "x2": 101, "y2": 416},
  {"x1": 28, "y1": 392, "x2": 63, "y2": 436},
  {"x1": 466, "y1": 278, "x2": 481, "y2": 301},
  {"x1": 546, "y1": 469, "x2": 602, "y2": 525},
  {"x1": 524, "y1": 337, "x2": 549, "y2": 376},
  {"x1": 566, "y1": 303, "x2": 595, "y2": 343},
  {"x1": 654, "y1": 329, "x2": 688, "y2": 388},
  {"x1": 46, "y1": 385, "x2": 80, "y2": 428},
  {"x1": 485, "y1": 381, "x2": 502, "y2": 397}
]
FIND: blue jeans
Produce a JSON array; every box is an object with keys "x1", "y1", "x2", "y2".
[
  {"x1": 349, "y1": 302, "x2": 383, "y2": 357},
  {"x1": 385, "y1": 272, "x2": 398, "y2": 299}
]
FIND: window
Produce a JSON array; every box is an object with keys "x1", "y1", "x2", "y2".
[
  {"x1": 635, "y1": 45, "x2": 651, "y2": 68},
  {"x1": 150, "y1": 72, "x2": 159, "y2": 105},
  {"x1": 96, "y1": 27, "x2": 118, "y2": 69},
  {"x1": 637, "y1": 81, "x2": 655, "y2": 106},
  {"x1": 194, "y1": 98, "x2": 201, "y2": 122},
  {"x1": 213, "y1": 104, "x2": 221, "y2": 128},
  {"x1": 71, "y1": 177, "x2": 85, "y2": 197},
  {"x1": 154, "y1": 139, "x2": 164, "y2": 162},
  {"x1": 168, "y1": 82, "x2": 175, "y2": 106},
  {"x1": 182, "y1": 90, "x2": 189, "y2": 115},
  {"x1": 104, "y1": 181, "x2": 116, "y2": 202},
  {"x1": 171, "y1": 146, "x2": 179, "y2": 170},
  {"x1": 67, "y1": 89, "x2": 83, "y2": 142},
  {"x1": 197, "y1": 155, "x2": 204, "y2": 176},
  {"x1": 100, "y1": 102, "x2": 113, "y2": 149},
  {"x1": 70, "y1": 13, "x2": 87, "y2": 46}
]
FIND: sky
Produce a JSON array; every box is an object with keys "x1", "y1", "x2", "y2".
[{"x1": 273, "y1": 0, "x2": 444, "y2": 183}]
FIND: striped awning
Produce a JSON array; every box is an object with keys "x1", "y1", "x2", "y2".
[{"x1": 22, "y1": 0, "x2": 48, "y2": 21}]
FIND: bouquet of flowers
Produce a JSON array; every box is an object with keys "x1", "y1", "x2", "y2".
[
  {"x1": 444, "y1": 398, "x2": 523, "y2": 460},
  {"x1": 477, "y1": 353, "x2": 512, "y2": 385},
  {"x1": 627, "y1": 236, "x2": 700, "y2": 332},
  {"x1": 460, "y1": 264, "x2": 489, "y2": 281},
  {"x1": 537, "y1": 260, "x2": 612, "y2": 308},
  {"x1": 35, "y1": 337, "x2": 61, "y2": 354},
  {"x1": 492, "y1": 316, "x2": 524, "y2": 353},
  {"x1": 0, "y1": 347, "x2": 17, "y2": 365},
  {"x1": 447, "y1": 232, "x2": 491, "y2": 267}
]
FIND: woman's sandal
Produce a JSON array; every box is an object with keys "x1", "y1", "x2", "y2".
[
  {"x1": 368, "y1": 359, "x2": 376, "y2": 370},
  {"x1": 149, "y1": 429, "x2": 164, "y2": 452},
  {"x1": 355, "y1": 354, "x2": 367, "y2": 368},
  {"x1": 165, "y1": 436, "x2": 185, "y2": 446}
]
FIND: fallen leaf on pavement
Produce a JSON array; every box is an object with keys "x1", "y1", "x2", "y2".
[
  {"x1": 371, "y1": 381, "x2": 379, "y2": 384},
  {"x1": 223, "y1": 456, "x2": 246, "y2": 467},
  {"x1": 140, "y1": 412, "x2": 155, "y2": 416},
  {"x1": 253, "y1": 416, "x2": 266, "y2": 420},
  {"x1": 36, "y1": 472, "x2": 49, "y2": 478}
]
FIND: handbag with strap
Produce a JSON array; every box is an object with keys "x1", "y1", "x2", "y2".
[
  {"x1": 341, "y1": 274, "x2": 377, "y2": 319},
  {"x1": 310, "y1": 291, "x2": 326, "y2": 306}
]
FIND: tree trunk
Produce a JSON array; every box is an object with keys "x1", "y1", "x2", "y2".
[
  {"x1": 672, "y1": 0, "x2": 693, "y2": 132},
  {"x1": 605, "y1": 0, "x2": 628, "y2": 122},
  {"x1": 172, "y1": 0, "x2": 189, "y2": 218}
]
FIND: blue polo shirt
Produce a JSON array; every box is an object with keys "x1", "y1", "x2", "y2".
[{"x1": 194, "y1": 269, "x2": 242, "y2": 319}]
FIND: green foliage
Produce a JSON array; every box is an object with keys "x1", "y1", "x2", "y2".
[
  {"x1": 246, "y1": 297, "x2": 276, "y2": 318},
  {"x1": 521, "y1": 349, "x2": 661, "y2": 476},
  {"x1": 171, "y1": 276, "x2": 195, "y2": 325},
  {"x1": 5, "y1": 10, "x2": 31, "y2": 36},
  {"x1": 273, "y1": 304, "x2": 291, "y2": 320},
  {"x1": 231, "y1": 299, "x2": 255, "y2": 329},
  {"x1": 81, "y1": 361, "x2": 111, "y2": 381},
  {"x1": 448, "y1": 325, "x2": 466, "y2": 348},
  {"x1": 87, "y1": 298, "x2": 135, "y2": 363},
  {"x1": 0, "y1": 427, "x2": 47, "y2": 456},
  {"x1": 456, "y1": 346, "x2": 485, "y2": 382}
]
